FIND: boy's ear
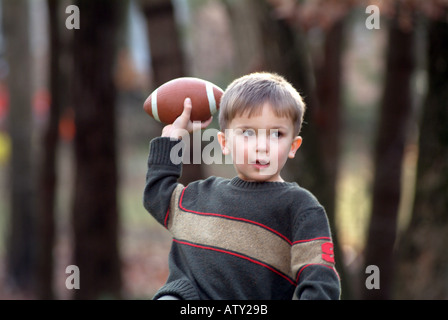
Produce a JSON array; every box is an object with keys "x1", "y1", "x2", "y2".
[
  {"x1": 288, "y1": 136, "x2": 302, "y2": 159},
  {"x1": 217, "y1": 131, "x2": 230, "y2": 155}
]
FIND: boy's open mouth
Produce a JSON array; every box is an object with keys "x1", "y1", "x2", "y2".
[{"x1": 253, "y1": 159, "x2": 270, "y2": 168}]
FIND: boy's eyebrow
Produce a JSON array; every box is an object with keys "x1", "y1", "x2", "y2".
[{"x1": 233, "y1": 125, "x2": 289, "y2": 131}]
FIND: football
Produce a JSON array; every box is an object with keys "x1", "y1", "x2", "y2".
[{"x1": 143, "y1": 77, "x2": 224, "y2": 124}]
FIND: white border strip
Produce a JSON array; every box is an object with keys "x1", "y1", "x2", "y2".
[
  {"x1": 151, "y1": 89, "x2": 161, "y2": 122},
  {"x1": 205, "y1": 82, "x2": 217, "y2": 115}
]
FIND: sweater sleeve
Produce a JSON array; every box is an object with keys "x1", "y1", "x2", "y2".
[
  {"x1": 291, "y1": 206, "x2": 341, "y2": 300},
  {"x1": 143, "y1": 137, "x2": 184, "y2": 226}
]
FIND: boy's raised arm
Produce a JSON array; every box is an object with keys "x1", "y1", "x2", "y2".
[
  {"x1": 143, "y1": 137, "x2": 183, "y2": 226},
  {"x1": 143, "y1": 98, "x2": 212, "y2": 226}
]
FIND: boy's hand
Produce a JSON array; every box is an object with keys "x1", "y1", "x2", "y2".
[{"x1": 162, "y1": 98, "x2": 213, "y2": 140}]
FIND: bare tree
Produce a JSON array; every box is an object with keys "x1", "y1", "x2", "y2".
[
  {"x1": 4, "y1": 0, "x2": 36, "y2": 294},
  {"x1": 361, "y1": 2, "x2": 416, "y2": 299},
  {"x1": 71, "y1": 0, "x2": 125, "y2": 299},
  {"x1": 394, "y1": 10, "x2": 448, "y2": 299},
  {"x1": 35, "y1": 0, "x2": 62, "y2": 300},
  {"x1": 139, "y1": 0, "x2": 185, "y2": 86}
]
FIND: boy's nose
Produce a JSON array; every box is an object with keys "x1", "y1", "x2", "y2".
[{"x1": 256, "y1": 130, "x2": 269, "y2": 152}]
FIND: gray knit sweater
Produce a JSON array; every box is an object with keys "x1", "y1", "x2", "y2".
[{"x1": 143, "y1": 137, "x2": 340, "y2": 300}]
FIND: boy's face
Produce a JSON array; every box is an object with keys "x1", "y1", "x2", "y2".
[{"x1": 217, "y1": 103, "x2": 302, "y2": 182}]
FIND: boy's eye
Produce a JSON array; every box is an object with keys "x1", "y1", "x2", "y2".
[
  {"x1": 242, "y1": 129, "x2": 256, "y2": 137},
  {"x1": 270, "y1": 130, "x2": 281, "y2": 138}
]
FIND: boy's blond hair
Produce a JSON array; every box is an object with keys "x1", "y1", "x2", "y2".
[{"x1": 219, "y1": 72, "x2": 306, "y2": 135}]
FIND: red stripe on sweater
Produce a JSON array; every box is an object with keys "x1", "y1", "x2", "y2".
[
  {"x1": 164, "y1": 208, "x2": 170, "y2": 228},
  {"x1": 292, "y1": 237, "x2": 331, "y2": 245}
]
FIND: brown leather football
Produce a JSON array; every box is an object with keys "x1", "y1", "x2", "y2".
[{"x1": 143, "y1": 77, "x2": 224, "y2": 124}]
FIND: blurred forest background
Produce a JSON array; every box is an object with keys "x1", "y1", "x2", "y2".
[{"x1": 0, "y1": 0, "x2": 447, "y2": 300}]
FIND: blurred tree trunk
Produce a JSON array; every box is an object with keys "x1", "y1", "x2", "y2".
[
  {"x1": 4, "y1": 0, "x2": 36, "y2": 293},
  {"x1": 311, "y1": 18, "x2": 349, "y2": 298},
  {"x1": 361, "y1": 7, "x2": 415, "y2": 300},
  {"x1": 314, "y1": 20, "x2": 344, "y2": 232},
  {"x1": 394, "y1": 13, "x2": 448, "y2": 299},
  {"x1": 35, "y1": 0, "x2": 61, "y2": 299},
  {"x1": 140, "y1": 0, "x2": 185, "y2": 86},
  {"x1": 139, "y1": 0, "x2": 205, "y2": 184},
  {"x1": 226, "y1": 0, "x2": 351, "y2": 299},
  {"x1": 71, "y1": 0, "x2": 124, "y2": 299}
]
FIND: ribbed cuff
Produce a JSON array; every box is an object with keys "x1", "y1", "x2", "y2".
[
  {"x1": 148, "y1": 137, "x2": 184, "y2": 166},
  {"x1": 153, "y1": 279, "x2": 201, "y2": 300}
]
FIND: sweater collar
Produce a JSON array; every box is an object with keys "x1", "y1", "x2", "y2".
[{"x1": 230, "y1": 176, "x2": 298, "y2": 190}]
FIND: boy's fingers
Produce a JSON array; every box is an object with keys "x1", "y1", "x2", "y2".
[
  {"x1": 201, "y1": 116, "x2": 213, "y2": 129},
  {"x1": 173, "y1": 98, "x2": 212, "y2": 133},
  {"x1": 172, "y1": 98, "x2": 192, "y2": 128},
  {"x1": 181, "y1": 98, "x2": 192, "y2": 118}
]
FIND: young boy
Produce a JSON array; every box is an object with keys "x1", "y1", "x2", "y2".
[{"x1": 143, "y1": 72, "x2": 340, "y2": 300}]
